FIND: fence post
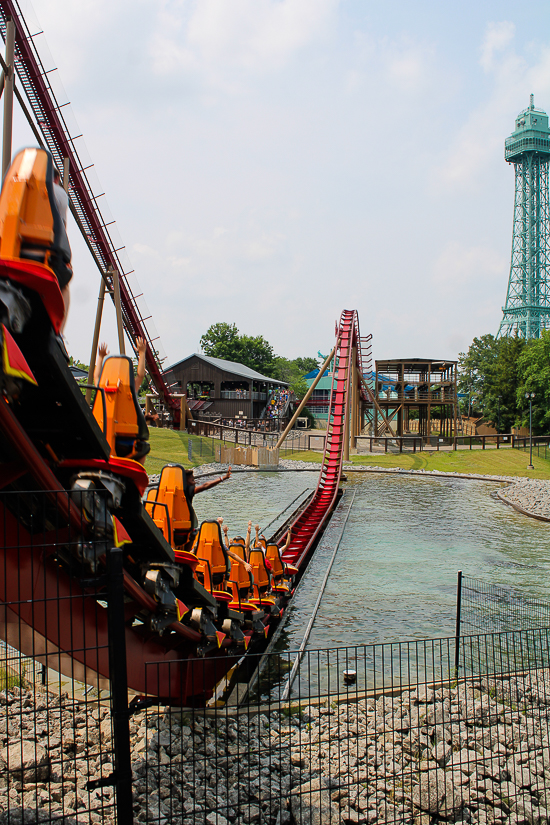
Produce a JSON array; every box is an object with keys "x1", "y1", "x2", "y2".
[
  {"x1": 385, "y1": 439, "x2": 388, "y2": 454},
  {"x1": 106, "y1": 546, "x2": 134, "y2": 824},
  {"x1": 454, "y1": 570, "x2": 462, "y2": 677}
]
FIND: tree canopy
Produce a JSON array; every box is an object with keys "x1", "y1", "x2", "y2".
[
  {"x1": 456, "y1": 331, "x2": 550, "y2": 434},
  {"x1": 458, "y1": 334, "x2": 525, "y2": 432},
  {"x1": 200, "y1": 322, "x2": 276, "y2": 377},
  {"x1": 199, "y1": 323, "x2": 318, "y2": 395}
]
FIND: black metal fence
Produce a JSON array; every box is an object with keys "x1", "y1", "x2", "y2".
[
  {"x1": 513, "y1": 436, "x2": 550, "y2": 461},
  {"x1": 459, "y1": 572, "x2": 550, "y2": 635},
  {"x1": 138, "y1": 632, "x2": 550, "y2": 824},
  {"x1": 2, "y1": 488, "x2": 550, "y2": 825},
  {"x1": 0, "y1": 490, "x2": 132, "y2": 825}
]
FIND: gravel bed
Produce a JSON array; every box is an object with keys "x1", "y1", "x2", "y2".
[
  {"x1": 2, "y1": 653, "x2": 550, "y2": 824},
  {"x1": 498, "y1": 479, "x2": 550, "y2": 521},
  {"x1": 129, "y1": 669, "x2": 550, "y2": 824}
]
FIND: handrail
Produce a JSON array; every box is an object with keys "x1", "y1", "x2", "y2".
[
  {"x1": 281, "y1": 310, "x2": 357, "y2": 567},
  {"x1": 0, "y1": 1, "x2": 178, "y2": 414}
]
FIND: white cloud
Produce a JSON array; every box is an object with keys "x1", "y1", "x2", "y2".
[
  {"x1": 150, "y1": 0, "x2": 340, "y2": 81},
  {"x1": 385, "y1": 40, "x2": 434, "y2": 94},
  {"x1": 434, "y1": 22, "x2": 550, "y2": 192},
  {"x1": 480, "y1": 21, "x2": 515, "y2": 72},
  {"x1": 432, "y1": 241, "x2": 506, "y2": 298}
]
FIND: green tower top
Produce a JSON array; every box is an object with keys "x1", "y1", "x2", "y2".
[{"x1": 505, "y1": 94, "x2": 550, "y2": 161}]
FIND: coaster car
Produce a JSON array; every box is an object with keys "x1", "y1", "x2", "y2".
[
  {"x1": 266, "y1": 542, "x2": 296, "y2": 595},
  {"x1": 93, "y1": 354, "x2": 150, "y2": 463},
  {"x1": 144, "y1": 464, "x2": 194, "y2": 553},
  {"x1": 190, "y1": 520, "x2": 248, "y2": 648},
  {"x1": 0, "y1": 147, "x2": 110, "y2": 460},
  {"x1": 248, "y1": 547, "x2": 278, "y2": 614}
]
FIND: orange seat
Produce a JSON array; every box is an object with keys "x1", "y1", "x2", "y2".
[
  {"x1": 155, "y1": 465, "x2": 192, "y2": 546},
  {"x1": 266, "y1": 543, "x2": 292, "y2": 592},
  {"x1": 92, "y1": 355, "x2": 150, "y2": 462},
  {"x1": 144, "y1": 487, "x2": 171, "y2": 544},
  {"x1": 193, "y1": 520, "x2": 230, "y2": 593},
  {"x1": 249, "y1": 548, "x2": 272, "y2": 602},
  {"x1": 0, "y1": 147, "x2": 71, "y2": 285},
  {"x1": 227, "y1": 542, "x2": 254, "y2": 607}
]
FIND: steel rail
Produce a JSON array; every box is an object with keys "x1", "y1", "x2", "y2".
[
  {"x1": 281, "y1": 489, "x2": 356, "y2": 702},
  {"x1": 0, "y1": 2, "x2": 178, "y2": 414},
  {"x1": 280, "y1": 309, "x2": 358, "y2": 568},
  {"x1": 259, "y1": 488, "x2": 312, "y2": 537}
]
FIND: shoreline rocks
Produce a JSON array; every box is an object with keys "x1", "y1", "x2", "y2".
[{"x1": 498, "y1": 478, "x2": 550, "y2": 521}]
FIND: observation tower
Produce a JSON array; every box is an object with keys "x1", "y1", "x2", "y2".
[{"x1": 498, "y1": 95, "x2": 550, "y2": 339}]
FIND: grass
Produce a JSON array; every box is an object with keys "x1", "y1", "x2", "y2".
[
  {"x1": 280, "y1": 446, "x2": 550, "y2": 479},
  {"x1": 146, "y1": 429, "x2": 550, "y2": 479},
  {"x1": 0, "y1": 664, "x2": 25, "y2": 690},
  {"x1": 146, "y1": 429, "x2": 219, "y2": 475}
]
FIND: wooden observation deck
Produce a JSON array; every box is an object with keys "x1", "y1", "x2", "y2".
[{"x1": 373, "y1": 358, "x2": 459, "y2": 438}]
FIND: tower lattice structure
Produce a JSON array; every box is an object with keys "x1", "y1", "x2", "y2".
[{"x1": 498, "y1": 95, "x2": 550, "y2": 339}]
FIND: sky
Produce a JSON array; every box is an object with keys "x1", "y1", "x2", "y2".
[{"x1": 11, "y1": 0, "x2": 550, "y2": 369}]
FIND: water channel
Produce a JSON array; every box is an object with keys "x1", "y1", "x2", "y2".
[{"x1": 194, "y1": 469, "x2": 550, "y2": 650}]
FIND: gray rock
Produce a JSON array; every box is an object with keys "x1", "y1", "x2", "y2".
[
  {"x1": 1, "y1": 741, "x2": 50, "y2": 783},
  {"x1": 412, "y1": 767, "x2": 463, "y2": 818},
  {"x1": 291, "y1": 778, "x2": 341, "y2": 824}
]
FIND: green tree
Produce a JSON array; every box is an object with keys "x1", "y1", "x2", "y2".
[
  {"x1": 293, "y1": 357, "x2": 318, "y2": 374},
  {"x1": 517, "y1": 331, "x2": 550, "y2": 433},
  {"x1": 289, "y1": 375, "x2": 309, "y2": 398},
  {"x1": 238, "y1": 334, "x2": 276, "y2": 376},
  {"x1": 200, "y1": 322, "x2": 241, "y2": 361},
  {"x1": 200, "y1": 323, "x2": 275, "y2": 376},
  {"x1": 458, "y1": 333, "x2": 525, "y2": 431}
]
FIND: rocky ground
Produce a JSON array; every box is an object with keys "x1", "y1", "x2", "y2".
[
  {"x1": 497, "y1": 479, "x2": 550, "y2": 521},
  {"x1": 132, "y1": 669, "x2": 550, "y2": 825},
  {"x1": 0, "y1": 686, "x2": 115, "y2": 823},
  {"x1": 2, "y1": 668, "x2": 550, "y2": 824}
]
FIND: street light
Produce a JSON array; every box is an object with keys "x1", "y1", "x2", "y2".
[{"x1": 525, "y1": 392, "x2": 535, "y2": 469}]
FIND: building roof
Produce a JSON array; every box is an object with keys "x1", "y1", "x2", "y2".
[
  {"x1": 375, "y1": 358, "x2": 456, "y2": 369},
  {"x1": 165, "y1": 353, "x2": 287, "y2": 385}
]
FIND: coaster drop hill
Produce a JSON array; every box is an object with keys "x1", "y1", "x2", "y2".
[
  {"x1": 0, "y1": 156, "x2": 366, "y2": 699},
  {"x1": 0, "y1": 6, "x2": 371, "y2": 704}
]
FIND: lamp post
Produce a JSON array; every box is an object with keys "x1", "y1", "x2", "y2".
[
  {"x1": 497, "y1": 395, "x2": 501, "y2": 433},
  {"x1": 525, "y1": 392, "x2": 535, "y2": 469}
]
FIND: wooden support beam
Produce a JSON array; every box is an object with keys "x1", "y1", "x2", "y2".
[
  {"x1": 359, "y1": 373, "x2": 396, "y2": 437},
  {"x1": 275, "y1": 344, "x2": 337, "y2": 449}
]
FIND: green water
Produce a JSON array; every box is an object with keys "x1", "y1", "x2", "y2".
[
  {"x1": 192, "y1": 470, "x2": 317, "y2": 539},
  {"x1": 192, "y1": 469, "x2": 550, "y2": 647},
  {"x1": 283, "y1": 474, "x2": 550, "y2": 649}
]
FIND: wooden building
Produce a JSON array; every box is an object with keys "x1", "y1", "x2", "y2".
[
  {"x1": 163, "y1": 354, "x2": 288, "y2": 421},
  {"x1": 374, "y1": 358, "x2": 458, "y2": 438}
]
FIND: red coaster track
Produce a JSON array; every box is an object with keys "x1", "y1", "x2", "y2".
[
  {"x1": 282, "y1": 309, "x2": 364, "y2": 567},
  {"x1": 0, "y1": 0, "x2": 179, "y2": 417},
  {"x1": 0, "y1": 307, "x2": 364, "y2": 702}
]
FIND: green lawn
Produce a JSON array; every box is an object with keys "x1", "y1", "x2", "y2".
[
  {"x1": 147, "y1": 429, "x2": 550, "y2": 480},
  {"x1": 146, "y1": 429, "x2": 219, "y2": 475},
  {"x1": 280, "y1": 447, "x2": 550, "y2": 479}
]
